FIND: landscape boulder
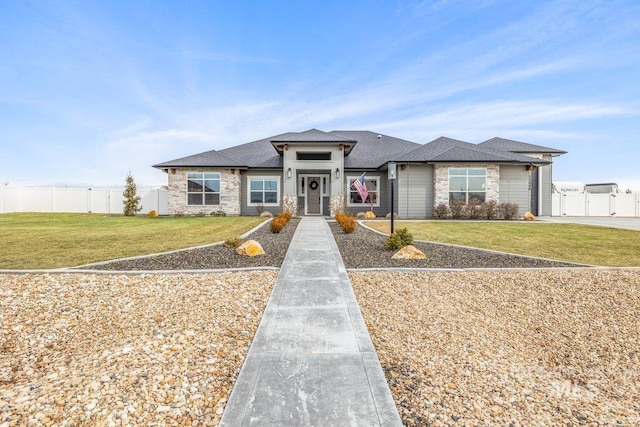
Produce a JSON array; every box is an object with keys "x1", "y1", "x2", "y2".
[
  {"x1": 236, "y1": 240, "x2": 265, "y2": 257},
  {"x1": 391, "y1": 245, "x2": 427, "y2": 260}
]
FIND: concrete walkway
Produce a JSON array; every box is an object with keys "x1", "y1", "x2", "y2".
[{"x1": 220, "y1": 217, "x2": 402, "y2": 426}]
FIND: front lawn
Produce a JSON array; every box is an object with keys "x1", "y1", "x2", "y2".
[
  {"x1": 364, "y1": 221, "x2": 640, "y2": 267},
  {"x1": 0, "y1": 213, "x2": 264, "y2": 269}
]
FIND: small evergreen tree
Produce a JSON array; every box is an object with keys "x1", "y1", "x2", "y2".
[{"x1": 123, "y1": 172, "x2": 142, "y2": 216}]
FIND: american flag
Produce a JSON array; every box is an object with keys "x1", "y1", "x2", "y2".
[{"x1": 351, "y1": 175, "x2": 369, "y2": 202}]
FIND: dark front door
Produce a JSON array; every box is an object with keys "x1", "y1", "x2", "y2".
[{"x1": 307, "y1": 176, "x2": 321, "y2": 215}]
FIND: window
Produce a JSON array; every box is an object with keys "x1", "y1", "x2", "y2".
[
  {"x1": 449, "y1": 168, "x2": 486, "y2": 203},
  {"x1": 187, "y1": 172, "x2": 220, "y2": 205},
  {"x1": 248, "y1": 177, "x2": 279, "y2": 205},
  {"x1": 296, "y1": 152, "x2": 331, "y2": 161},
  {"x1": 347, "y1": 176, "x2": 380, "y2": 206}
]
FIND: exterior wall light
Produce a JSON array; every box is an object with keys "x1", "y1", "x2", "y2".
[
  {"x1": 287, "y1": 168, "x2": 292, "y2": 179},
  {"x1": 335, "y1": 168, "x2": 340, "y2": 179}
]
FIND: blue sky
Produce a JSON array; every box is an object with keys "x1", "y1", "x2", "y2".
[{"x1": 1, "y1": 0, "x2": 639, "y2": 190}]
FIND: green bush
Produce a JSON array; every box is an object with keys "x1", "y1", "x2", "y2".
[
  {"x1": 384, "y1": 227, "x2": 414, "y2": 250},
  {"x1": 224, "y1": 237, "x2": 243, "y2": 248}
]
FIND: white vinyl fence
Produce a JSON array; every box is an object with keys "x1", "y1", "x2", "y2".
[
  {"x1": 552, "y1": 193, "x2": 640, "y2": 217},
  {"x1": 0, "y1": 186, "x2": 168, "y2": 215}
]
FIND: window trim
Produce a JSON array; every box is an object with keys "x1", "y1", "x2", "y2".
[
  {"x1": 247, "y1": 176, "x2": 281, "y2": 207},
  {"x1": 448, "y1": 167, "x2": 487, "y2": 203},
  {"x1": 186, "y1": 172, "x2": 221, "y2": 206},
  {"x1": 347, "y1": 175, "x2": 381, "y2": 207}
]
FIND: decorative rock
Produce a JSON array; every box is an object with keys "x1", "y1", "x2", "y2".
[
  {"x1": 259, "y1": 211, "x2": 273, "y2": 218},
  {"x1": 391, "y1": 245, "x2": 427, "y2": 260},
  {"x1": 524, "y1": 211, "x2": 536, "y2": 220},
  {"x1": 386, "y1": 212, "x2": 399, "y2": 219},
  {"x1": 236, "y1": 240, "x2": 265, "y2": 257}
]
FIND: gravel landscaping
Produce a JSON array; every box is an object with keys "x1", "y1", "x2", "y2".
[
  {"x1": 82, "y1": 219, "x2": 299, "y2": 271},
  {"x1": 5, "y1": 218, "x2": 637, "y2": 426},
  {"x1": 330, "y1": 221, "x2": 583, "y2": 269},
  {"x1": 0, "y1": 271, "x2": 277, "y2": 426},
  {"x1": 351, "y1": 269, "x2": 640, "y2": 426}
]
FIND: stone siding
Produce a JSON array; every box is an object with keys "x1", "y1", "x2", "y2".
[
  {"x1": 167, "y1": 169, "x2": 241, "y2": 215},
  {"x1": 434, "y1": 164, "x2": 500, "y2": 207}
]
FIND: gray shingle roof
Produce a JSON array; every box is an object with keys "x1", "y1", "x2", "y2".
[
  {"x1": 154, "y1": 130, "x2": 563, "y2": 170},
  {"x1": 332, "y1": 131, "x2": 421, "y2": 168},
  {"x1": 479, "y1": 137, "x2": 567, "y2": 155},
  {"x1": 396, "y1": 136, "x2": 551, "y2": 164},
  {"x1": 153, "y1": 149, "x2": 245, "y2": 169},
  {"x1": 271, "y1": 128, "x2": 357, "y2": 143}
]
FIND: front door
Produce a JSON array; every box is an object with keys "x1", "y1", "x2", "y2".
[{"x1": 306, "y1": 176, "x2": 321, "y2": 215}]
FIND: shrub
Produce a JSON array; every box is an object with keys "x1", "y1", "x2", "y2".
[
  {"x1": 481, "y1": 200, "x2": 499, "y2": 220},
  {"x1": 335, "y1": 212, "x2": 349, "y2": 226},
  {"x1": 449, "y1": 200, "x2": 465, "y2": 219},
  {"x1": 123, "y1": 172, "x2": 142, "y2": 216},
  {"x1": 465, "y1": 198, "x2": 482, "y2": 220},
  {"x1": 335, "y1": 212, "x2": 356, "y2": 234},
  {"x1": 365, "y1": 211, "x2": 376, "y2": 219},
  {"x1": 174, "y1": 211, "x2": 185, "y2": 218},
  {"x1": 340, "y1": 216, "x2": 357, "y2": 233},
  {"x1": 500, "y1": 202, "x2": 519, "y2": 220},
  {"x1": 260, "y1": 211, "x2": 273, "y2": 218},
  {"x1": 196, "y1": 210, "x2": 206, "y2": 217},
  {"x1": 433, "y1": 203, "x2": 449, "y2": 219},
  {"x1": 211, "y1": 210, "x2": 226, "y2": 217},
  {"x1": 384, "y1": 227, "x2": 414, "y2": 250},
  {"x1": 147, "y1": 210, "x2": 158, "y2": 217},
  {"x1": 356, "y1": 212, "x2": 367, "y2": 220},
  {"x1": 270, "y1": 217, "x2": 286, "y2": 233},
  {"x1": 224, "y1": 237, "x2": 243, "y2": 248},
  {"x1": 278, "y1": 211, "x2": 293, "y2": 223}
]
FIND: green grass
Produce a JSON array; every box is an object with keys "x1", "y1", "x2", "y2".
[
  {"x1": 0, "y1": 213, "x2": 264, "y2": 269},
  {"x1": 364, "y1": 221, "x2": 640, "y2": 267}
]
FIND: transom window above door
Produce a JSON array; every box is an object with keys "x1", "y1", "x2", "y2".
[{"x1": 296, "y1": 152, "x2": 332, "y2": 161}]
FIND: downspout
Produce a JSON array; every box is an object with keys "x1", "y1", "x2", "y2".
[{"x1": 538, "y1": 166, "x2": 543, "y2": 216}]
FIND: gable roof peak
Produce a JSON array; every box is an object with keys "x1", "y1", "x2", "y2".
[{"x1": 270, "y1": 128, "x2": 356, "y2": 143}]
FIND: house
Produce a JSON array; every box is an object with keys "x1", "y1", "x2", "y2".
[{"x1": 153, "y1": 129, "x2": 566, "y2": 218}]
